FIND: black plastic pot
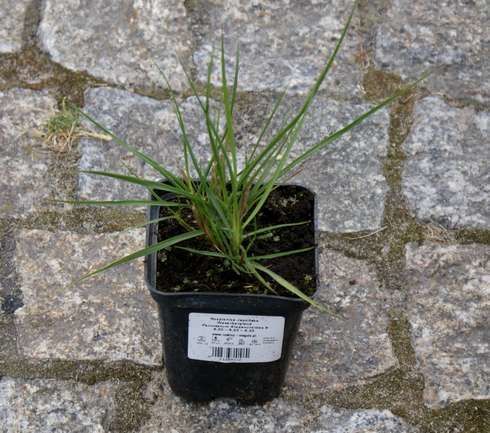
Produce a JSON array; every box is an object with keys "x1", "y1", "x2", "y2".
[{"x1": 144, "y1": 186, "x2": 318, "y2": 403}]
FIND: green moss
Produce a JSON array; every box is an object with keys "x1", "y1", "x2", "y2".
[
  {"x1": 0, "y1": 46, "x2": 103, "y2": 105},
  {"x1": 387, "y1": 313, "x2": 416, "y2": 369},
  {"x1": 420, "y1": 400, "x2": 490, "y2": 433},
  {"x1": 0, "y1": 358, "x2": 155, "y2": 384},
  {"x1": 321, "y1": 369, "x2": 425, "y2": 420},
  {"x1": 362, "y1": 68, "x2": 403, "y2": 102},
  {"x1": 21, "y1": 209, "x2": 146, "y2": 233},
  {"x1": 455, "y1": 229, "x2": 490, "y2": 245},
  {"x1": 111, "y1": 381, "x2": 152, "y2": 433}
]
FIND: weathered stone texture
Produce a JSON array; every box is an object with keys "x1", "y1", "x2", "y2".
[
  {"x1": 406, "y1": 242, "x2": 490, "y2": 408},
  {"x1": 78, "y1": 87, "x2": 214, "y2": 201},
  {"x1": 287, "y1": 244, "x2": 398, "y2": 394},
  {"x1": 0, "y1": 89, "x2": 58, "y2": 217},
  {"x1": 0, "y1": 0, "x2": 29, "y2": 53},
  {"x1": 194, "y1": 0, "x2": 364, "y2": 96},
  {"x1": 402, "y1": 97, "x2": 489, "y2": 229},
  {"x1": 38, "y1": 0, "x2": 192, "y2": 90},
  {"x1": 140, "y1": 380, "x2": 311, "y2": 433},
  {"x1": 0, "y1": 377, "x2": 115, "y2": 433},
  {"x1": 14, "y1": 229, "x2": 161, "y2": 365},
  {"x1": 312, "y1": 406, "x2": 419, "y2": 433},
  {"x1": 375, "y1": 0, "x2": 489, "y2": 102},
  {"x1": 139, "y1": 375, "x2": 418, "y2": 433},
  {"x1": 283, "y1": 99, "x2": 389, "y2": 233}
]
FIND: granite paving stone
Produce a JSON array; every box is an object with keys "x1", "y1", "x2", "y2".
[
  {"x1": 374, "y1": 0, "x2": 489, "y2": 103},
  {"x1": 0, "y1": 0, "x2": 30, "y2": 54},
  {"x1": 78, "y1": 87, "x2": 214, "y2": 202},
  {"x1": 287, "y1": 243, "x2": 398, "y2": 394},
  {"x1": 280, "y1": 98, "x2": 389, "y2": 233},
  {"x1": 405, "y1": 242, "x2": 490, "y2": 408},
  {"x1": 138, "y1": 374, "x2": 418, "y2": 433},
  {"x1": 38, "y1": 0, "x2": 192, "y2": 91},
  {"x1": 0, "y1": 89, "x2": 59, "y2": 218},
  {"x1": 312, "y1": 405, "x2": 419, "y2": 433},
  {"x1": 402, "y1": 96, "x2": 490, "y2": 229},
  {"x1": 13, "y1": 229, "x2": 161, "y2": 366},
  {"x1": 193, "y1": 0, "x2": 364, "y2": 96},
  {"x1": 0, "y1": 377, "x2": 116, "y2": 433}
]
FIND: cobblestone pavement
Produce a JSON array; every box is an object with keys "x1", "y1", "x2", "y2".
[{"x1": 1, "y1": 1, "x2": 488, "y2": 432}]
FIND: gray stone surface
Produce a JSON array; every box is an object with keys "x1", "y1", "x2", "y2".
[
  {"x1": 287, "y1": 245, "x2": 398, "y2": 394},
  {"x1": 284, "y1": 100, "x2": 389, "y2": 233},
  {"x1": 139, "y1": 375, "x2": 418, "y2": 433},
  {"x1": 312, "y1": 405, "x2": 419, "y2": 433},
  {"x1": 140, "y1": 377, "x2": 311, "y2": 433},
  {"x1": 194, "y1": 0, "x2": 364, "y2": 96},
  {"x1": 0, "y1": 0, "x2": 29, "y2": 53},
  {"x1": 39, "y1": 0, "x2": 192, "y2": 90},
  {"x1": 78, "y1": 87, "x2": 214, "y2": 201},
  {"x1": 0, "y1": 89, "x2": 58, "y2": 217},
  {"x1": 402, "y1": 96, "x2": 489, "y2": 229},
  {"x1": 13, "y1": 229, "x2": 161, "y2": 366},
  {"x1": 374, "y1": 0, "x2": 489, "y2": 103},
  {"x1": 0, "y1": 377, "x2": 115, "y2": 433},
  {"x1": 405, "y1": 242, "x2": 490, "y2": 408}
]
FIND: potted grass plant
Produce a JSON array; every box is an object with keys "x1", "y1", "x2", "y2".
[{"x1": 70, "y1": 4, "x2": 424, "y2": 402}]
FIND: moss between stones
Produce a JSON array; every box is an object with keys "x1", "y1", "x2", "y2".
[
  {"x1": 387, "y1": 313, "x2": 416, "y2": 370},
  {"x1": 362, "y1": 67, "x2": 403, "y2": 101},
  {"x1": 455, "y1": 229, "x2": 490, "y2": 245},
  {"x1": 0, "y1": 358, "x2": 155, "y2": 385},
  {"x1": 0, "y1": 47, "x2": 102, "y2": 105},
  {"x1": 12, "y1": 208, "x2": 146, "y2": 233},
  {"x1": 111, "y1": 381, "x2": 153, "y2": 433},
  {"x1": 420, "y1": 400, "x2": 490, "y2": 433}
]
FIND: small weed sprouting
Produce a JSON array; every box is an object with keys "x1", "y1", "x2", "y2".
[{"x1": 38, "y1": 98, "x2": 111, "y2": 153}]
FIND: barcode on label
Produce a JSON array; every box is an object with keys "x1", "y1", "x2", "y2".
[{"x1": 211, "y1": 347, "x2": 251, "y2": 360}]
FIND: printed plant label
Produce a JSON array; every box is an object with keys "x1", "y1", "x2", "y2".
[{"x1": 187, "y1": 313, "x2": 285, "y2": 363}]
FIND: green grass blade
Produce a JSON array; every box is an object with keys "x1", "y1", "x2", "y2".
[
  {"x1": 56, "y1": 199, "x2": 183, "y2": 207},
  {"x1": 244, "y1": 90, "x2": 288, "y2": 164},
  {"x1": 244, "y1": 221, "x2": 310, "y2": 238},
  {"x1": 154, "y1": 60, "x2": 206, "y2": 184},
  {"x1": 246, "y1": 264, "x2": 278, "y2": 295},
  {"x1": 81, "y1": 170, "x2": 192, "y2": 197},
  {"x1": 238, "y1": 1, "x2": 356, "y2": 186},
  {"x1": 174, "y1": 246, "x2": 227, "y2": 258},
  {"x1": 220, "y1": 36, "x2": 238, "y2": 182},
  {"x1": 124, "y1": 216, "x2": 175, "y2": 230},
  {"x1": 79, "y1": 229, "x2": 204, "y2": 281},
  {"x1": 281, "y1": 74, "x2": 428, "y2": 175},
  {"x1": 252, "y1": 246, "x2": 314, "y2": 260},
  {"x1": 252, "y1": 262, "x2": 333, "y2": 314}
]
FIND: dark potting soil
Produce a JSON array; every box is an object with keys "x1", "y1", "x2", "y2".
[{"x1": 155, "y1": 185, "x2": 316, "y2": 298}]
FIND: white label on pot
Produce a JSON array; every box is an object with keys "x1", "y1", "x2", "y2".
[{"x1": 187, "y1": 313, "x2": 285, "y2": 363}]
